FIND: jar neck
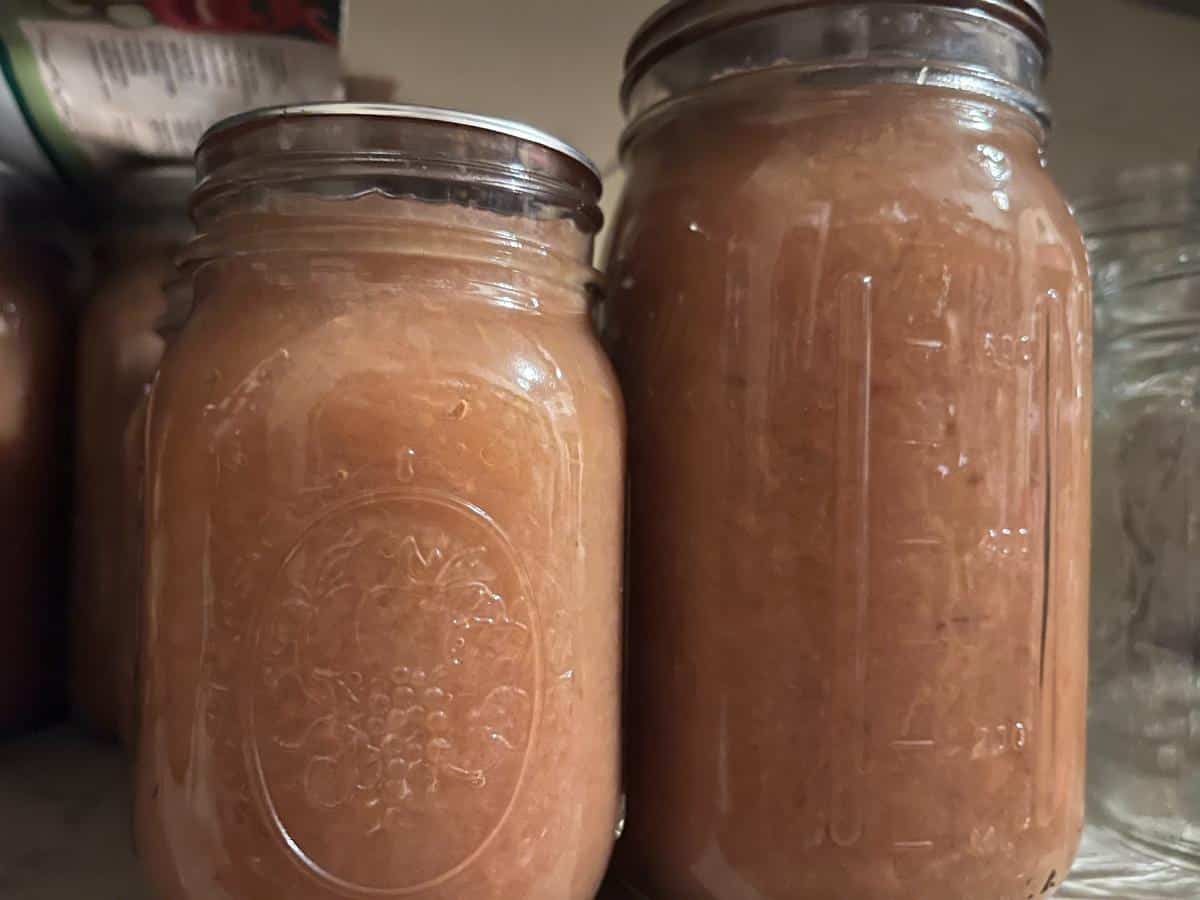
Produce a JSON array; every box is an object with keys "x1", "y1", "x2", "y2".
[
  {"x1": 624, "y1": 2, "x2": 1049, "y2": 137},
  {"x1": 186, "y1": 188, "x2": 600, "y2": 315},
  {"x1": 187, "y1": 107, "x2": 604, "y2": 316}
]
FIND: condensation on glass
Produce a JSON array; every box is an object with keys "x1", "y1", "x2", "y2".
[
  {"x1": 0, "y1": 168, "x2": 74, "y2": 735},
  {"x1": 605, "y1": 3, "x2": 1092, "y2": 899},
  {"x1": 135, "y1": 104, "x2": 624, "y2": 900},
  {"x1": 1089, "y1": 244, "x2": 1200, "y2": 871},
  {"x1": 72, "y1": 164, "x2": 193, "y2": 744}
]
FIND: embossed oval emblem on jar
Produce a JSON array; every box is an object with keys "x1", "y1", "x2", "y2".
[{"x1": 248, "y1": 492, "x2": 539, "y2": 895}]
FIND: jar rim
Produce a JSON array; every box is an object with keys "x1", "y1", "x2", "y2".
[
  {"x1": 194, "y1": 102, "x2": 604, "y2": 236},
  {"x1": 622, "y1": 0, "x2": 1049, "y2": 118},
  {"x1": 199, "y1": 102, "x2": 601, "y2": 184},
  {"x1": 626, "y1": 0, "x2": 1048, "y2": 77}
]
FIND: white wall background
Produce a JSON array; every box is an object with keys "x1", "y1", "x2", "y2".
[
  {"x1": 342, "y1": 0, "x2": 1200, "y2": 217},
  {"x1": 1044, "y1": 0, "x2": 1200, "y2": 197}
]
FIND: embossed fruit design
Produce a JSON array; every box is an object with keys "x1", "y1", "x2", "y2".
[{"x1": 251, "y1": 494, "x2": 536, "y2": 892}]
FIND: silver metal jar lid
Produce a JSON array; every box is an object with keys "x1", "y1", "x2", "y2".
[{"x1": 200, "y1": 102, "x2": 601, "y2": 183}]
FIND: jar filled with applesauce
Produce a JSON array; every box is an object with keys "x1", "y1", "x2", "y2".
[
  {"x1": 0, "y1": 166, "x2": 75, "y2": 735},
  {"x1": 135, "y1": 104, "x2": 624, "y2": 900},
  {"x1": 72, "y1": 164, "x2": 193, "y2": 743},
  {"x1": 605, "y1": 3, "x2": 1092, "y2": 899}
]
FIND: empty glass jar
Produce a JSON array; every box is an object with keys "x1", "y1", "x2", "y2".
[
  {"x1": 1089, "y1": 241, "x2": 1200, "y2": 869},
  {"x1": 1073, "y1": 162, "x2": 1200, "y2": 338},
  {"x1": 1074, "y1": 163, "x2": 1200, "y2": 271}
]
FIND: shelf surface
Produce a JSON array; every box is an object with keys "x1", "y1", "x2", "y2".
[
  {"x1": 0, "y1": 725, "x2": 149, "y2": 900},
  {"x1": 3, "y1": 725, "x2": 1198, "y2": 899}
]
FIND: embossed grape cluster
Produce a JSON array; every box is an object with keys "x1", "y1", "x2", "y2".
[{"x1": 260, "y1": 523, "x2": 532, "y2": 830}]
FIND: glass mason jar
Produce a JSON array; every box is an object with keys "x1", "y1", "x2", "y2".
[
  {"x1": 1073, "y1": 162, "x2": 1200, "y2": 339},
  {"x1": 605, "y1": 3, "x2": 1093, "y2": 899},
  {"x1": 134, "y1": 104, "x2": 624, "y2": 900},
  {"x1": 0, "y1": 167, "x2": 74, "y2": 735},
  {"x1": 126, "y1": 275, "x2": 194, "y2": 752},
  {"x1": 1074, "y1": 163, "x2": 1200, "y2": 271},
  {"x1": 72, "y1": 164, "x2": 192, "y2": 743},
  {"x1": 1088, "y1": 245, "x2": 1200, "y2": 869}
]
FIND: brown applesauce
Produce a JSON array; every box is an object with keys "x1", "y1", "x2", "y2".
[
  {"x1": 135, "y1": 106, "x2": 624, "y2": 900},
  {"x1": 72, "y1": 166, "x2": 191, "y2": 743},
  {"x1": 605, "y1": 3, "x2": 1091, "y2": 899},
  {"x1": 0, "y1": 173, "x2": 73, "y2": 735}
]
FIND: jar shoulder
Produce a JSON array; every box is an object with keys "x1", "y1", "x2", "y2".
[
  {"x1": 616, "y1": 87, "x2": 1087, "y2": 281},
  {"x1": 154, "y1": 280, "x2": 621, "y2": 461}
]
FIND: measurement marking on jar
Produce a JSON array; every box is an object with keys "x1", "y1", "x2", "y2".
[
  {"x1": 1035, "y1": 297, "x2": 1060, "y2": 830},
  {"x1": 830, "y1": 273, "x2": 873, "y2": 848},
  {"x1": 801, "y1": 203, "x2": 832, "y2": 369},
  {"x1": 905, "y1": 337, "x2": 945, "y2": 351},
  {"x1": 896, "y1": 537, "x2": 943, "y2": 547},
  {"x1": 891, "y1": 739, "x2": 936, "y2": 750},
  {"x1": 1012, "y1": 278, "x2": 1051, "y2": 835},
  {"x1": 893, "y1": 840, "x2": 935, "y2": 850},
  {"x1": 1039, "y1": 304, "x2": 1055, "y2": 691}
]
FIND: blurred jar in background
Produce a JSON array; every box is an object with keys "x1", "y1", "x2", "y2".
[
  {"x1": 72, "y1": 165, "x2": 193, "y2": 743},
  {"x1": 0, "y1": 166, "x2": 76, "y2": 735},
  {"x1": 1089, "y1": 241, "x2": 1200, "y2": 870},
  {"x1": 124, "y1": 274, "x2": 194, "y2": 751}
]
